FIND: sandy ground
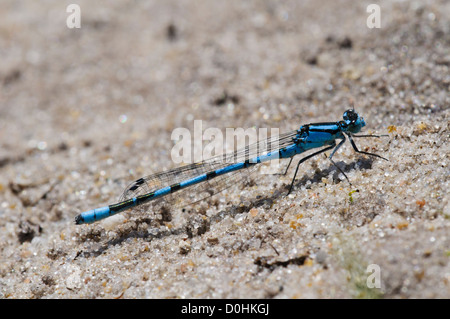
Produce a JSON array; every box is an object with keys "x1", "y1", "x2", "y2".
[{"x1": 0, "y1": 0, "x2": 448, "y2": 299}]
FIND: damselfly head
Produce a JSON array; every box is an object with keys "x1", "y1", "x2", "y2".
[
  {"x1": 343, "y1": 109, "x2": 358, "y2": 122},
  {"x1": 343, "y1": 109, "x2": 366, "y2": 132}
]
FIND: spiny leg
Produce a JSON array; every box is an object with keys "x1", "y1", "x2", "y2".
[
  {"x1": 287, "y1": 143, "x2": 336, "y2": 195},
  {"x1": 274, "y1": 157, "x2": 294, "y2": 176},
  {"x1": 347, "y1": 134, "x2": 388, "y2": 161},
  {"x1": 328, "y1": 137, "x2": 352, "y2": 185},
  {"x1": 352, "y1": 134, "x2": 389, "y2": 138}
]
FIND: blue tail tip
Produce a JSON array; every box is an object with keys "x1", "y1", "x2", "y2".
[{"x1": 75, "y1": 214, "x2": 85, "y2": 225}]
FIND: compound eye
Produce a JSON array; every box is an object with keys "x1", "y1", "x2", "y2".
[{"x1": 343, "y1": 109, "x2": 358, "y2": 122}]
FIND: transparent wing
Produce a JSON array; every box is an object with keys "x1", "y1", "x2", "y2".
[{"x1": 119, "y1": 129, "x2": 299, "y2": 212}]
